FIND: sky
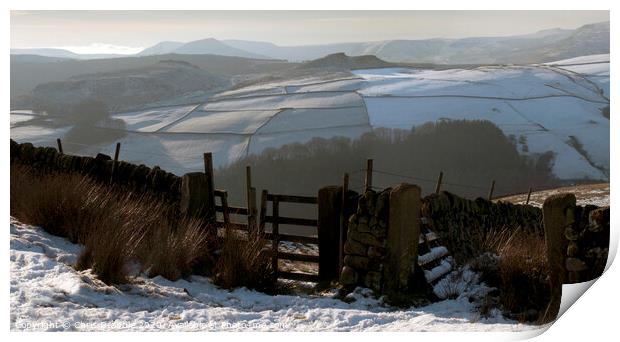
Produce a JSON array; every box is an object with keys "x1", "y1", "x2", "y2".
[{"x1": 10, "y1": 10, "x2": 610, "y2": 54}]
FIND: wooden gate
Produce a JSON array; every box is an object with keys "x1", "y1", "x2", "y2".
[
  {"x1": 213, "y1": 189, "x2": 250, "y2": 231},
  {"x1": 259, "y1": 190, "x2": 321, "y2": 283}
]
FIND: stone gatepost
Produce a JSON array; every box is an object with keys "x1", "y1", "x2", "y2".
[
  {"x1": 385, "y1": 183, "x2": 422, "y2": 294},
  {"x1": 180, "y1": 172, "x2": 215, "y2": 221},
  {"x1": 541, "y1": 193, "x2": 576, "y2": 323}
]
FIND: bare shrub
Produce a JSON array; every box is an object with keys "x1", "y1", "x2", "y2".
[{"x1": 213, "y1": 228, "x2": 275, "y2": 292}]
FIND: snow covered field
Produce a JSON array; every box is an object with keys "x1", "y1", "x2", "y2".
[
  {"x1": 497, "y1": 183, "x2": 610, "y2": 208},
  {"x1": 10, "y1": 54, "x2": 609, "y2": 180},
  {"x1": 10, "y1": 218, "x2": 543, "y2": 332}
]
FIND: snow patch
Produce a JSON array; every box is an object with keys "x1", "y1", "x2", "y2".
[{"x1": 10, "y1": 218, "x2": 539, "y2": 332}]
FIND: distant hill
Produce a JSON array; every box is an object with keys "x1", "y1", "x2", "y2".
[
  {"x1": 296, "y1": 53, "x2": 393, "y2": 70},
  {"x1": 224, "y1": 21, "x2": 609, "y2": 64},
  {"x1": 10, "y1": 53, "x2": 294, "y2": 100},
  {"x1": 136, "y1": 41, "x2": 184, "y2": 56},
  {"x1": 11, "y1": 21, "x2": 608, "y2": 65},
  {"x1": 171, "y1": 38, "x2": 270, "y2": 59},
  {"x1": 25, "y1": 60, "x2": 230, "y2": 112},
  {"x1": 11, "y1": 48, "x2": 126, "y2": 60}
]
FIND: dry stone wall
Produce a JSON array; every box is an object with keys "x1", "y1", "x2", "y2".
[
  {"x1": 563, "y1": 205, "x2": 609, "y2": 283},
  {"x1": 10, "y1": 139, "x2": 182, "y2": 202},
  {"x1": 422, "y1": 191, "x2": 542, "y2": 262},
  {"x1": 340, "y1": 189, "x2": 390, "y2": 292}
]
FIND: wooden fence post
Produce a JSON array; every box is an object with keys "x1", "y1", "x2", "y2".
[
  {"x1": 220, "y1": 190, "x2": 231, "y2": 225},
  {"x1": 339, "y1": 173, "x2": 349, "y2": 273},
  {"x1": 435, "y1": 171, "x2": 443, "y2": 194},
  {"x1": 249, "y1": 187, "x2": 257, "y2": 232},
  {"x1": 318, "y1": 186, "x2": 342, "y2": 281},
  {"x1": 488, "y1": 179, "x2": 496, "y2": 201},
  {"x1": 203, "y1": 153, "x2": 216, "y2": 220},
  {"x1": 109, "y1": 142, "x2": 121, "y2": 184},
  {"x1": 271, "y1": 196, "x2": 280, "y2": 280},
  {"x1": 259, "y1": 190, "x2": 268, "y2": 234},
  {"x1": 246, "y1": 166, "x2": 257, "y2": 231},
  {"x1": 526, "y1": 187, "x2": 533, "y2": 205},
  {"x1": 364, "y1": 159, "x2": 373, "y2": 192},
  {"x1": 56, "y1": 138, "x2": 63, "y2": 155}
]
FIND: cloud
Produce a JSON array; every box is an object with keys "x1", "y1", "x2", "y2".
[{"x1": 56, "y1": 43, "x2": 144, "y2": 55}]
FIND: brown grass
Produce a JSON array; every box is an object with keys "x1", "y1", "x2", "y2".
[
  {"x1": 496, "y1": 233, "x2": 550, "y2": 322},
  {"x1": 10, "y1": 163, "x2": 215, "y2": 284},
  {"x1": 144, "y1": 217, "x2": 213, "y2": 280},
  {"x1": 213, "y1": 228, "x2": 275, "y2": 292},
  {"x1": 468, "y1": 227, "x2": 550, "y2": 323}
]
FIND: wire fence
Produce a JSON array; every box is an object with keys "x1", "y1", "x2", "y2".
[
  {"x1": 51, "y1": 138, "x2": 529, "y2": 200},
  {"x1": 338, "y1": 164, "x2": 529, "y2": 201}
]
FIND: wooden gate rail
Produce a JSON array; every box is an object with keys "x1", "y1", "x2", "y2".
[
  {"x1": 259, "y1": 190, "x2": 321, "y2": 283},
  {"x1": 214, "y1": 189, "x2": 249, "y2": 230}
]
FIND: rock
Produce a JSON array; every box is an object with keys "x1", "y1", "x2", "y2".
[
  {"x1": 358, "y1": 216, "x2": 368, "y2": 225},
  {"x1": 378, "y1": 220, "x2": 387, "y2": 229},
  {"x1": 567, "y1": 271, "x2": 580, "y2": 283},
  {"x1": 588, "y1": 207, "x2": 609, "y2": 232},
  {"x1": 357, "y1": 221, "x2": 370, "y2": 233},
  {"x1": 567, "y1": 242, "x2": 579, "y2": 257},
  {"x1": 564, "y1": 226, "x2": 580, "y2": 241},
  {"x1": 364, "y1": 191, "x2": 377, "y2": 213},
  {"x1": 344, "y1": 255, "x2": 370, "y2": 270},
  {"x1": 357, "y1": 196, "x2": 369, "y2": 215},
  {"x1": 348, "y1": 215, "x2": 358, "y2": 227},
  {"x1": 350, "y1": 231, "x2": 384, "y2": 247},
  {"x1": 566, "y1": 257, "x2": 588, "y2": 272},
  {"x1": 367, "y1": 246, "x2": 385, "y2": 259},
  {"x1": 370, "y1": 222, "x2": 387, "y2": 238},
  {"x1": 95, "y1": 153, "x2": 112, "y2": 161},
  {"x1": 369, "y1": 216, "x2": 377, "y2": 228},
  {"x1": 375, "y1": 191, "x2": 390, "y2": 218},
  {"x1": 344, "y1": 240, "x2": 367, "y2": 256},
  {"x1": 340, "y1": 266, "x2": 358, "y2": 285},
  {"x1": 364, "y1": 271, "x2": 382, "y2": 291}
]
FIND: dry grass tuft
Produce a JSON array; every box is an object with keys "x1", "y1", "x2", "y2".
[
  {"x1": 11, "y1": 163, "x2": 216, "y2": 284},
  {"x1": 213, "y1": 228, "x2": 275, "y2": 292},
  {"x1": 496, "y1": 233, "x2": 550, "y2": 321},
  {"x1": 468, "y1": 227, "x2": 550, "y2": 323},
  {"x1": 145, "y1": 217, "x2": 213, "y2": 281}
]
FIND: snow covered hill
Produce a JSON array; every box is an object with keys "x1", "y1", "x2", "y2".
[
  {"x1": 10, "y1": 54, "x2": 609, "y2": 181},
  {"x1": 10, "y1": 218, "x2": 542, "y2": 332}
]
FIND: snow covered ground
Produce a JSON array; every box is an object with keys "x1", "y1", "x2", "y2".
[
  {"x1": 10, "y1": 218, "x2": 543, "y2": 332},
  {"x1": 497, "y1": 183, "x2": 610, "y2": 208},
  {"x1": 10, "y1": 54, "x2": 609, "y2": 180}
]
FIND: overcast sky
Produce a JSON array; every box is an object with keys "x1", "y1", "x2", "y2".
[{"x1": 11, "y1": 10, "x2": 609, "y2": 54}]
